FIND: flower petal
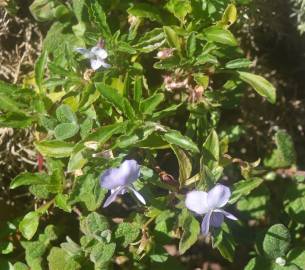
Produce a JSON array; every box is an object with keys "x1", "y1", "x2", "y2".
[
  {"x1": 128, "y1": 186, "x2": 146, "y2": 205},
  {"x1": 201, "y1": 211, "x2": 212, "y2": 235},
  {"x1": 103, "y1": 186, "x2": 125, "y2": 208},
  {"x1": 100, "y1": 61, "x2": 111, "y2": 69},
  {"x1": 91, "y1": 47, "x2": 108, "y2": 59},
  {"x1": 90, "y1": 59, "x2": 103, "y2": 70},
  {"x1": 215, "y1": 209, "x2": 238, "y2": 221},
  {"x1": 75, "y1": 48, "x2": 93, "y2": 58},
  {"x1": 185, "y1": 190, "x2": 210, "y2": 215},
  {"x1": 207, "y1": 184, "x2": 231, "y2": 209},
  {"x1": 100, "y1": 160, "x2": 140, "y2": 190},
  {"x1": 210, "y1": 212, "x2": 224, "y2": 228}
]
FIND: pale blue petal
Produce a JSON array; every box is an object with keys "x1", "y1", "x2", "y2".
[
  {"x1": 216, "y1": 209, "x2": 238, "y2": 221},
  {"x1": 207, "y1": 184, "x2": 231, "y2": 209},
  {"x1": 91, "y1": 46, "x2": 108, "y2": 59},
  {"x1": 100, "y1": 160, "x2": 140, "y2": 190},
  {"x1": 103, "y1": 186, "x2": 125, "y2": 208},
  {"x1": 185, "y1": 190, "x2": 210, "y2": 215},
  {"x1": 90, "y1": 59, "x2": 103, "y2": 70},
  {"x1": 75, "y1": 48, "x2": 93, "y2": 58},
  {"x1": 129, "y1": 186, "x2": 146, "y2": 205},
  {"x1": 210, "y1": 212, "x2": 224, "y2": 228},
  {"x1": 201, "y1": 211, "x2": 212, "y2": 235}
]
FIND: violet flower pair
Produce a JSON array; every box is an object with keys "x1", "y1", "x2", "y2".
[{"x1": 100, "y1": 159, "x2": 237, "y2": 235}]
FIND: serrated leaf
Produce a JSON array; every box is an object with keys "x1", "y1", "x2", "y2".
[
  {"x1": 115, "y1": 223, "x2": 140, "y2": 247},
  {"x1": 90, "y1": 242, "x2": 116, "y2": 266},
  {"x1": 238, "y1": 71, "x2": 276, "y2": 104},
  {"x1": 264, "y1": 130, "x2": 296, "y2": 168},
  {"x1": 54, "y1": 123, "x2": 79, "y2": 140},
  {"x1": 56, "y1": 104, "x2": 77, "y2": 123},
  {"x1": 47, "y1": 247, "x2": 81, "y2": 270},
  {"x1": 19, "y1": 211, "x2": 40, "y2": 240},
  {"x1": 35, "y1": 140, "x2": 74, "y2": 158},
  {"x1": 69, "y1": 174, "x2": 107, "y2": 211},
  {"x1": 80, "y1": 212, "x2": 109, "y2": 236},
  {"x1": 263, "y1": 224, "x2": 291, "y2": 259}
]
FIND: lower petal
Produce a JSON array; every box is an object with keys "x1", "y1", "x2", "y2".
[
  {"x1": 103, "y1": 186, "x2": 124, "y2": 208},
  {"x1": 218, "y1": 209, "x2": 238, "y2": 221},
  {"x1": 210, "y1": 212, "x2": 224, "y2": 228},
  {"x1": 90, "y1": 59, "x2": 103, "y2": 70},
  {"x1": 201, "y1": 211, "x2": 212, "y2": 236},
  {"x1": 128, "y1": 186, "x2": 146, "y2": 205}
]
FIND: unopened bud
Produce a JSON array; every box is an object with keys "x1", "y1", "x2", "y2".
[
  {"x1": 156, "y1": 48, "x2": 174, "y2": 59},
  {"x1": 84, "y1": 141, "x2": 99, "y2": 150},
  {"x1": 275, "y1": 257, "x2": 286, "y2": 267}
]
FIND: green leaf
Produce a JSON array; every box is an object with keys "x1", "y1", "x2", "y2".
[
  {"x1": 238, "y1": 71, "x2": 276, "y2": 104},
  {"x1": 225, "y1": 58, "x2": 252, "y2": 69},
  {"x1": 263, "y1": 224, "x2": 291, "y2": 259},
  {"x1": 0, "y1": 241, "x2": 14, "y2": 254},
  {"x1": 134, "y1": 28, "x2": 165, "y2": 53},
  {"x1": 287, "y1": 248, "x2": 305, "y2": 269},
  {"x1": 47, "y1": 247, "x2": 82, "y2": 270},
  {"x1": 0, "y1": 93, "x2": 27, "y2": 114},
  {"x1": 19, "y1": 211, "x2": 40, "y2": 240},
  {"x1": 10, "y1": 172, "x2": 47, "y2": 189},
  {"x1": 35, "y1": 50, "x2": 48, "y2": 92},
  {"x1": 95, "y1": 83, "x2": 125, "y2": 113},
  {"x1": 13, "y1": 262, "x2": 29, "y2": 270},
  {"x1": 229, "y1": 178, "x2": 264, "y2": 204},
  {"x1": 154, "y1": 55, "x2": 181, "y2": 70},
  {"x1": 213, "y1": 226, "x2": 236, "y2": 262},
  {"x1": 128, "y1": 3, "x2": 163, "y2": 23},
  {"x1": 89, "y1": 0, "x2": 111, "y2": 39},
  {"x1": 115, "y1": 223, "x2": 140, "y2": 247},
  {"x1": 35, "y1": 140, "x2": 74, "y2": 158},
  {"x1": 244, "y1": 257, "x2": 271, "y2": 270},
  {"x1": 178, "y1": 209, "x2": 200, "y2": 254},
  {"x1": 90, "y1": 242, "x2": 116, "y2": 266},
  {"x1": 152, "y1": 103, "x2": 183, "y2": 120},
  {"x1": 56, "y1": 104, "x2": 77, "y2": 123},
  {"x1": 69, "y1": 174, "x2": 107, "y2": 211},
  {"x1": 163, "y1": 26, "x2": 181, "y2": 53},
  {"x1": 80, "y1": 212, "x2": 109, "y2": 236},
  {"x1": 202, "y1": 26, "x2": 238, "y2": 46},
  {"x1": 165, "y1": 0, "x2": 192, "y2": 22},
  {"x1": 72, "y1": 0, "x2": 85, "y2": 22},
  {"x1": 203, "y1": 129, "x2": 219, "y2": 163},
  {"x1": 221, "y1": 4, "x2": 237, "y2": 26},
  {"x1": 140, "y1": 93, "x2": 164, "y2": 115},
  {"x1": 54, "y1": 123, "x2": 79, "y2": 140},
  {"x1": 187, "y1": 32, "x2": 197, "y2": 57},
  {"x1": 30, "y1": 0, "x2": 69, "y2": 22},
  {"x1": 162, "y1": 129, "x2": 199, "y2": 153},
  {"x1": 171, "y1": 146, "x2": 192, "y2": 187},
  {"x1": 284, "y1": 183, "x2": 305, "y2": 224},
  {"x1": 264, "y1": 130, "x2": 296, "y2": 168},
  {"x1": 55, "y1": 194, "x2": 71, "y2": 212}
]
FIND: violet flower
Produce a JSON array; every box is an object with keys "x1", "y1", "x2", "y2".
[
  {"x1": 75, "y1": 46, "x2": 110, "y2": 70},
  {"x1": 185, "y1": 184, "x2": 237, "y2": 235},
  {"x1": 100, "y1": 160, "x2": 146, "y2": 207}
]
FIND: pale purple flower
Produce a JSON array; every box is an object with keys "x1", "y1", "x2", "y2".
[
  {"x1": 185, "y1": 184, "x2": 237, "y2": 235},
  {"x1": 100, "y1": 160, "x2": 146, "y2": 207},
  {"x1": 75, "y1": 46, "x2": 110, "y2": 70}
]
